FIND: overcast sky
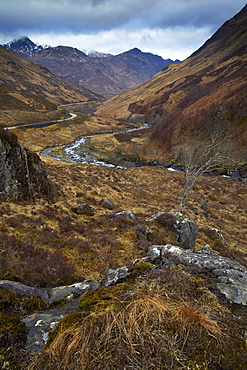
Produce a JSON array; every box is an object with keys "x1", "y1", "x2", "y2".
[{"x1": 0, "y1": 0, "x2": 246, "y2": 60}]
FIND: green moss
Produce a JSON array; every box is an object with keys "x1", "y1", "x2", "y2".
[
  {"x1": 0, "y1": 312, "x2": 27, "y2": 342},
  {"x1": 78, "y1": 290, "x2": 101, "y2": 311},
  {"x1": 48, "y1": 297, "x2": 68, "y2": 309},
  {"x1": 0, "y1": 272, "x2": 23, "y2": 283},
  {"x1": 23, "y1": 295, "x2": 48, "y2": 312},
  {"x1": 128, "y1": 260, "x2": 154, "y2": 277},
  {"x1": 78, "y1": 283, "x2": 132, "y2": 312}
]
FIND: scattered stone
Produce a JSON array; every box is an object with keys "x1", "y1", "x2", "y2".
[
  {"x1": 135, "y1": 224, "x2": 152, "y2": 240},
  {"x1": 72, "y1": 203, "x2": 95, "y2": 216},
  {"x1": 112, "y1": 210, "x2": 136, "y2": 222},
  {"x1": 101, "y1": 198, "x2": 116, "y2": 210}
]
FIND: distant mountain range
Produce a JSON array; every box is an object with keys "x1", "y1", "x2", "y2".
[
  {"x1": 3, "y1": 38, "x2": 180, "y2": 98},
  {"x1": 97, "y1": 5, "x2": 247, "y2": 153},
  {"x1": 0, "y1": 45, "x2": 103, "y2": 122}
]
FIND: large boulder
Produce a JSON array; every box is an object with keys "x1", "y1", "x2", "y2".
[{"x1": 0, "y1": 128, "x2": 58, "y2": 201}]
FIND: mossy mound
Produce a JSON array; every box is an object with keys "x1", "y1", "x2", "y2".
[
  {"x1": 78, "y1": 282, "x2": 132, "y2": 312},
  {"x1": 128, "y1": 260, "x2": 154, "y2": 277},
  {"x1": 23, "y1": 295, "x2": 48, "y2": 312}
]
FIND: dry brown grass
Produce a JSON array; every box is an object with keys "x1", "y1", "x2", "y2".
[
  {"x1": 29, "y1": 289, "x2": 224, "y2": 370},
  {"x1": 1, "y1": 155, "x2": 246, "y2": 285},
  {"x1": 174, "y1": 301, "x2": 222, "y2": 335}
]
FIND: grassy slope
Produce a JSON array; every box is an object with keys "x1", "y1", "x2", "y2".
[
  {"x1": 1, "y1": 150, "x2": 247, "y2": 369},
  {"x1": 96, "y1": 6, "x2": 247, "y2": 155}
]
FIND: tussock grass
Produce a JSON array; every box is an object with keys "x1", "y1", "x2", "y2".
[
  {"x1": 29, "y1": 290, "x2": 223, "y2": 370},
  {"x1": 174, "y1": 301, "x2": 222, "y2": 335}
]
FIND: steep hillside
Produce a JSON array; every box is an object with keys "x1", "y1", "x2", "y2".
[
  {"x1": 0, "y1": 46, "x2": 103, "y2": 125},
  {"x1": 3, "y1": 39, "x2": 179, "y2": 97},
  {"x1": 96, "y1": 5, "x2": 247, "y2": 155}
]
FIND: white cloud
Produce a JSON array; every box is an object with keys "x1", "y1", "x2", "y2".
[
  {"x1": 0, "y1": 0, "x2": 246, "y2": 59},
  {"x1": 27, "y1": 26, "x2": 211, "y2": 60}
]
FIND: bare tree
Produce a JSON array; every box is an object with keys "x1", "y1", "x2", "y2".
[{"x1": 176, "y1": 124, "x2": 246, "y2": 215}]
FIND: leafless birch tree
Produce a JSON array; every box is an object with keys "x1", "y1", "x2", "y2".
[{"x1": 176, "y1": 124, "x2": 246, "y2": 215}]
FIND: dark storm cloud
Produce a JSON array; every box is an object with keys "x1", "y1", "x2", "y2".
[{"x1": 0, "y1": 0, "x2": 246, "y2": 36}]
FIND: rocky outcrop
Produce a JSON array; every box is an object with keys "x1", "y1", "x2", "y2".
[
  {"x1": 146, "y1": 244, "x2": 247, "y2": 305},
  {"x1": 173, "y1": 214, "x2": 198, "y2": 249},
  {"x1": 149, "y1": 212, "x2": 198, "y2": 249},
  {"x1": 22, "y1": 298, "x2": 82, "y2": 351},
  {"x1": 2, "y1": 242, "x2": 247, "y2": 352},
  {"x1": 0, "y1": 280, "x2": 99, "y2": 304},
  {"x1": 0, "y1": 128, "x2": 58, "y2": 201}
]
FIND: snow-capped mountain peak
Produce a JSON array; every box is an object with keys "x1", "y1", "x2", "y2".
[{"x1": 3, "y1": 36, "x2": 48, "y2": 55}]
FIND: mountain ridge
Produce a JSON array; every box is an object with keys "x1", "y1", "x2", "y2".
[
  {"x1": 0, "y1": 45, "x2": 103, "y2": 126},
  {"x1": 3, "y1": 38, "x2": 180, "y2": 98}
]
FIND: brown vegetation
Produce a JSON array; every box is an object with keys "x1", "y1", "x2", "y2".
[
  {"x1": 96, "y1": 6, "x2": 247, "y2": 157},
  {"x1": 29, "y1": 271, "x2": 247, "y2": 369}
]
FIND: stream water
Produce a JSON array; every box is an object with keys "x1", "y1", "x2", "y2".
[{"x1": 40, "y1": 123, "x2": 151, "y2": 169}]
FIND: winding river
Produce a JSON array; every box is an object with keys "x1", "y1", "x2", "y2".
[
  {"x1": 40, "y1": 123, "x2": 151, "y2": 169},
  {"x1": 6, "y1": 112, "x2": 245, "y2": 179}
]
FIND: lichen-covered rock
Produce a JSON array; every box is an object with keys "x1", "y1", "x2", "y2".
[
  {"x1": 22, "y1": 298, "x2": 81, "y2": 352},
  {"x1": 46, "y1": 281, "x2": 100, "y2": 302},
  {"x1": 0, "y1": 280, "x2": 99, "y2": 303},
  {"x1": 173, "y1": 214, "x2": 198, "y2": 249},
  {"x1": 0, "y1": 128, "x2": 58, "y2": 201},
  {"x1": 101, "y1": 266, "x2": 129, "y2": 287},
  {"x1": 149, "y1": 212, "x2": 167, "y2": 222},
  {"x1": 147, "y1": 244, "x2": 247, "y2": 305},
  {"x1": 72, "y1": 203, "x2": 95, "y2": 216}
]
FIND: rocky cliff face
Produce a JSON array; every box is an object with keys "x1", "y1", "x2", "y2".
[{"x1": 0, "y1": 128, "x2": 58, "y2": 201}]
